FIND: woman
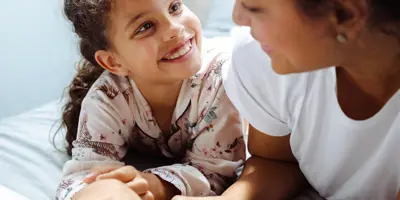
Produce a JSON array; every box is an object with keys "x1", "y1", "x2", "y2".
[{"x1": 174, "y1": 0, "x2": 400, "y2": 199}]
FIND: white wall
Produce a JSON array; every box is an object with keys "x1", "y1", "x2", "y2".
[{"x1": 0, "y1": 0, "x2": 79, "y2": 119}]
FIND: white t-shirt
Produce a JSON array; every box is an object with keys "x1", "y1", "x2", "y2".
[{"x1": 223, "y1": 29, "x2": 400, "y2": 200}]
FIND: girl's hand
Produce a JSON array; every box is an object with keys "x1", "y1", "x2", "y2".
[{"x1": 84, "y1": 165, "x2": 153, "y2": 200}]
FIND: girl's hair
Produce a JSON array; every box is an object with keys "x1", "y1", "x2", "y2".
[
  {"x1": 62, "y1": 0, "x2": 112, "y2": 155},
  {"x1": 297, "y1": 0, "x2": 400, "y2": 30}
]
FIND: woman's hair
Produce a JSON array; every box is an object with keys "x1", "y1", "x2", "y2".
[
  {"x1": 62, "y1": 0, "x2": 112, "y2": 155},
  {"x1": 297, "y1": 0, "x2": 400, "y2": 31}
]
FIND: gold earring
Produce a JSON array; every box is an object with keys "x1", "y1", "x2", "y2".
[{"x1": 337, "y1": 33, "x2": 348, "y2": 43}]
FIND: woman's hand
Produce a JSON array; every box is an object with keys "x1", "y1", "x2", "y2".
[
  {"x1": 73, "y1": 179, "x2": 142, "y2": 200},
  {"x1": 84, "y1": 165, "x2": 153, "y2": 200}
]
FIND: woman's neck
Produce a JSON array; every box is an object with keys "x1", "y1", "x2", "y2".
[
  {"x1": 340, "y1": 32, "x2": 400, "y2": 103},
  {"x1": 340, "y1": 61, "x2": 400, "y2": 103},
  {"x1": 336, "y1": 31, "x2": 400, "y2": 120}
]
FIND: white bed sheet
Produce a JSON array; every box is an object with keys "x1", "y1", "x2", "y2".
[{"x1": 0, "y1": 100, "x2": 69, "y2": 200}]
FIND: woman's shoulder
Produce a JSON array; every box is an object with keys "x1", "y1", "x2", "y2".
[
  {"x1": 222, "y1": 28, "x2": 334, "y2": 135},
  {"x1": 226, "y1": 28, "x2": 311, "y2": 103}
]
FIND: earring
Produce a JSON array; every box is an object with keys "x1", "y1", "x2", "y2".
[{"x1": 336, "y1": 33, "x2": 348, "y2": 43}]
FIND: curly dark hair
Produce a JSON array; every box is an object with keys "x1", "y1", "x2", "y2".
[
  {"x1": 62, "y1": 0, "x2": 112, "y2": 155},
  {"x1": 297, "y1": 0, "x2": 400, "y2": 30}
]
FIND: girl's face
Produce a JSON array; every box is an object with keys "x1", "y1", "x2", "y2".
[
  {"x1": 97, "y1": 0, "x2": 202, "y2": 85},
  {"x1": 232, "y1": 0, "x2": 345, "y2": 74}
]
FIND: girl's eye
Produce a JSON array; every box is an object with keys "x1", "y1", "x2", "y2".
[
  {"x1": 169, "y1": 2, "x2": 182, "y2": 14},
  {"x1": 136, "y1": 22, "x2": 154, "y2": 34}
]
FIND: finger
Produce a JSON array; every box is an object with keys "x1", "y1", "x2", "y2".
[
  {"x1": 97, "y1": 166, "x2": 138, "y2": 182},
  {"x1": 172, "y1": 196, "x2": 221, "y2": 200},
  {"x1": 83, "y1": 165, "x2": 122, "y2": 183},
  {"x1": 140, "y1": 191, "x2": 154, "y2": 200},
  {"x1": 91, "y1": 165, "x2": 122, "y2": 174},
  {"x1": 126, "y1": 177, "x2": 149, "y2": 195},
  {"x1": 83, "y1": 172, "x2": 101, "y2": 184}
]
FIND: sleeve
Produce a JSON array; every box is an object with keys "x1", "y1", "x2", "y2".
[
  {"x1": 56, "y1": 82, "x2": 134, "y2": 200},
  {"x1": 145, "y1": 53, "x2": 246, "y2": 196},
  {"x1": 221, "y1": 29, "x2": 292, "y2": 136}
]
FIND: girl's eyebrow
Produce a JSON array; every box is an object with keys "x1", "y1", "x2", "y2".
[{"x1": 125, "y1": 11, "x2": 151, "y2": 30}]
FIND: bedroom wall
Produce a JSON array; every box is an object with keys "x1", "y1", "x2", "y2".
[
  {"x1": 0, "y1": 0, "x2": 235, "y2": 120},
  {"x1": 0, "y1": 0, "x2": 79, "y2": 120}
]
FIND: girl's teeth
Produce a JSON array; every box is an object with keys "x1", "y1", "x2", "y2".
[{"x1": 164, "y1": 41, "x2": 192, "y2": 60}]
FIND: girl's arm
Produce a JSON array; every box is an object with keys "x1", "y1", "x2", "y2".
[{"x1": 145, "y1": 74, "x2": 246, "y2": 196}]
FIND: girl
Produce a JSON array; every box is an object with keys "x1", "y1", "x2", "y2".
[
  {"x1": 56, "y1": 0, "x2": 245, "y2": 200},
  {"x1": 175, "y1": 0, "x2": 400, "y2": 200}
]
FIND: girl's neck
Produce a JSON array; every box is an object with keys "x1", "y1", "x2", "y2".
[
  {"x1": 135, "y1": 80, "x2": 183, "y2": 110},
  {"x1": 133, "y1": 78, "x2": 183, "y2": 133}
]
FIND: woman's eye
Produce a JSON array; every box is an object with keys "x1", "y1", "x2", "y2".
[
  {"x1": 136, "y1": 22, "x2": 154, "y2": 34},
  {"x1": 169, "y1": 2, "x2": 181, "y2": 13}
]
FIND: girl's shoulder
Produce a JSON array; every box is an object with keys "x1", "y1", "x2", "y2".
[
  {"x1": 83, "y1": 71, "x2": 133, "y2": 108},
  {"x1": 86, "y1": 71, "x2": 132, "y2": 97},
  {"x1": 191, "y1": 37, "x2": 232, "y2": 85}
]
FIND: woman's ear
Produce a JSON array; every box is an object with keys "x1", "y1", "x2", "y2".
[
  {"x1": 329, "y1": 0, "x2": 368, "y2": 41},
  {"x1": 95, "y1": 50, "x2": 129, "y2": 76}
]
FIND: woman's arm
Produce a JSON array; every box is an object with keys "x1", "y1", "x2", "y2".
[
  {"x1": 172, "y1": 125, "x2": 309, "y2": 200},
  {"x1": 142, "y1": 64, "x2": 246, "y2": 196},
  {"x1": 73, "y1": 179, "x2": 141, "y2": 200},
  {"x1": 221, "y1": 125, "x2": 309, "y2": 200}
]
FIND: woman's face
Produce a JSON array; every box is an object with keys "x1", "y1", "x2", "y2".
[{"x1": 232, "y1": 0, "x2": 344, "y2": 74}]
